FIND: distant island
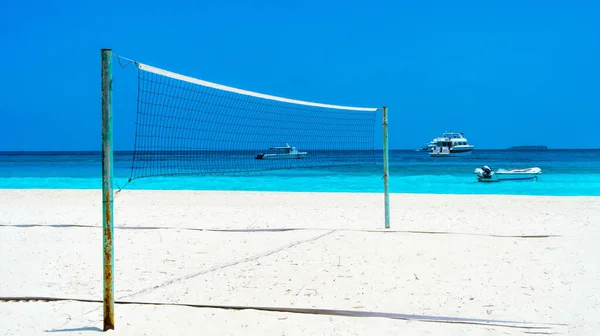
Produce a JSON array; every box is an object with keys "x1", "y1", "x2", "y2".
[{"x1": 508, "y1": 145, "x2": 548, "y2": 150}]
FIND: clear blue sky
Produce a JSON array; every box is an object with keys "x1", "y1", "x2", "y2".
[{"x1": 1, "y1": 0, "x2": 598, "y2": 150}]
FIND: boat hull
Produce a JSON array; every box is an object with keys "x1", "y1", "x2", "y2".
[
  {"x1": 477, "y1": 175, "x2": 540, "y2": 182},
  {"x1": 256, "y1": 153, "x2": 307, "y2": 160},
  {"x1": 430, "y1": 149, "x2": 473, "y2": 157}
]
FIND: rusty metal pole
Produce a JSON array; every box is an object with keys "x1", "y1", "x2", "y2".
[
  {"x1": 101, "y1": 48, "x2": 115, "y2": 331},
  {"x1": 382, "y1": 106, "x2": 390, "y2": 229}
]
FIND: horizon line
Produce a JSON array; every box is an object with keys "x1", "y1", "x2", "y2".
[{"x1": 1, "y1": 148, "x2": 599, "y2": 154}]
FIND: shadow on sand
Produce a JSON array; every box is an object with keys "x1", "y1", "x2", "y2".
[{"x1": 45, "y1": 326, "x2": 102, "y2": 332}]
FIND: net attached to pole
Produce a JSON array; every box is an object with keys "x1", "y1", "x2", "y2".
[{"x1": 129, "y1": 62, "x2": 379, "y2": 180}]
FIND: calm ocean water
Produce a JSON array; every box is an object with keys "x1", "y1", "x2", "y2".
[{"x1": 0, "y1": 150, "x2": 599, "y2": 196}]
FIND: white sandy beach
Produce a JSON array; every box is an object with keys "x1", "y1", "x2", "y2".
[{"x1": 1, "y1": 189, "x2": 599, "y2": 335}]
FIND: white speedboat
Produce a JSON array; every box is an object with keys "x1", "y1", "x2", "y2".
[
  {"x1": 255, "y1": 144, "x2": 307, "y2": 160},
  {"x1": 474, "y1": 165, "x2": 542, "y2": 182},
  {"x1": 429, "y1": 132, "x2": 474, "y2": 157}
]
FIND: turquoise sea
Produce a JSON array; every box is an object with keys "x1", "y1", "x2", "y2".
[{"x1": 0, "y1": 150, "x2": 599, "y2": 196}]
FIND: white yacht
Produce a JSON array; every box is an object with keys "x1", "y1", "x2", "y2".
[
  {"x1": 255, "y1": 144, "x2": 307, "y2": 160},
  {"x1": 429, "y1": 132, "x2": 474, "y2": 157}
]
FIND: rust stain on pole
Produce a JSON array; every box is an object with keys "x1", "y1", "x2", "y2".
[{"x1": 101, "y1": 48, "x2": 115, "y2": 331}]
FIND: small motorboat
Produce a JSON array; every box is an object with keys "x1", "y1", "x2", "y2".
[
  {"x1": 255, "y1": 144, "x2": 307, "y2": 160},
  {"x1": 473, "y1": 165, "x2": 542, "y2": 182}
]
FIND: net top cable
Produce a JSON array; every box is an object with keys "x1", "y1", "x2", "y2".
[{"x1": 129, "y1": 60, "x2": 379, "y2": 112}]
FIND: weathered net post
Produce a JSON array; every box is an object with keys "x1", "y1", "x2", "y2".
[
  {"x1": 382, "y1": 106, "x2": 390, "y2": 229},
  {"x1": 101, "y1": 48, "x2": 115, "y2": 331}
]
